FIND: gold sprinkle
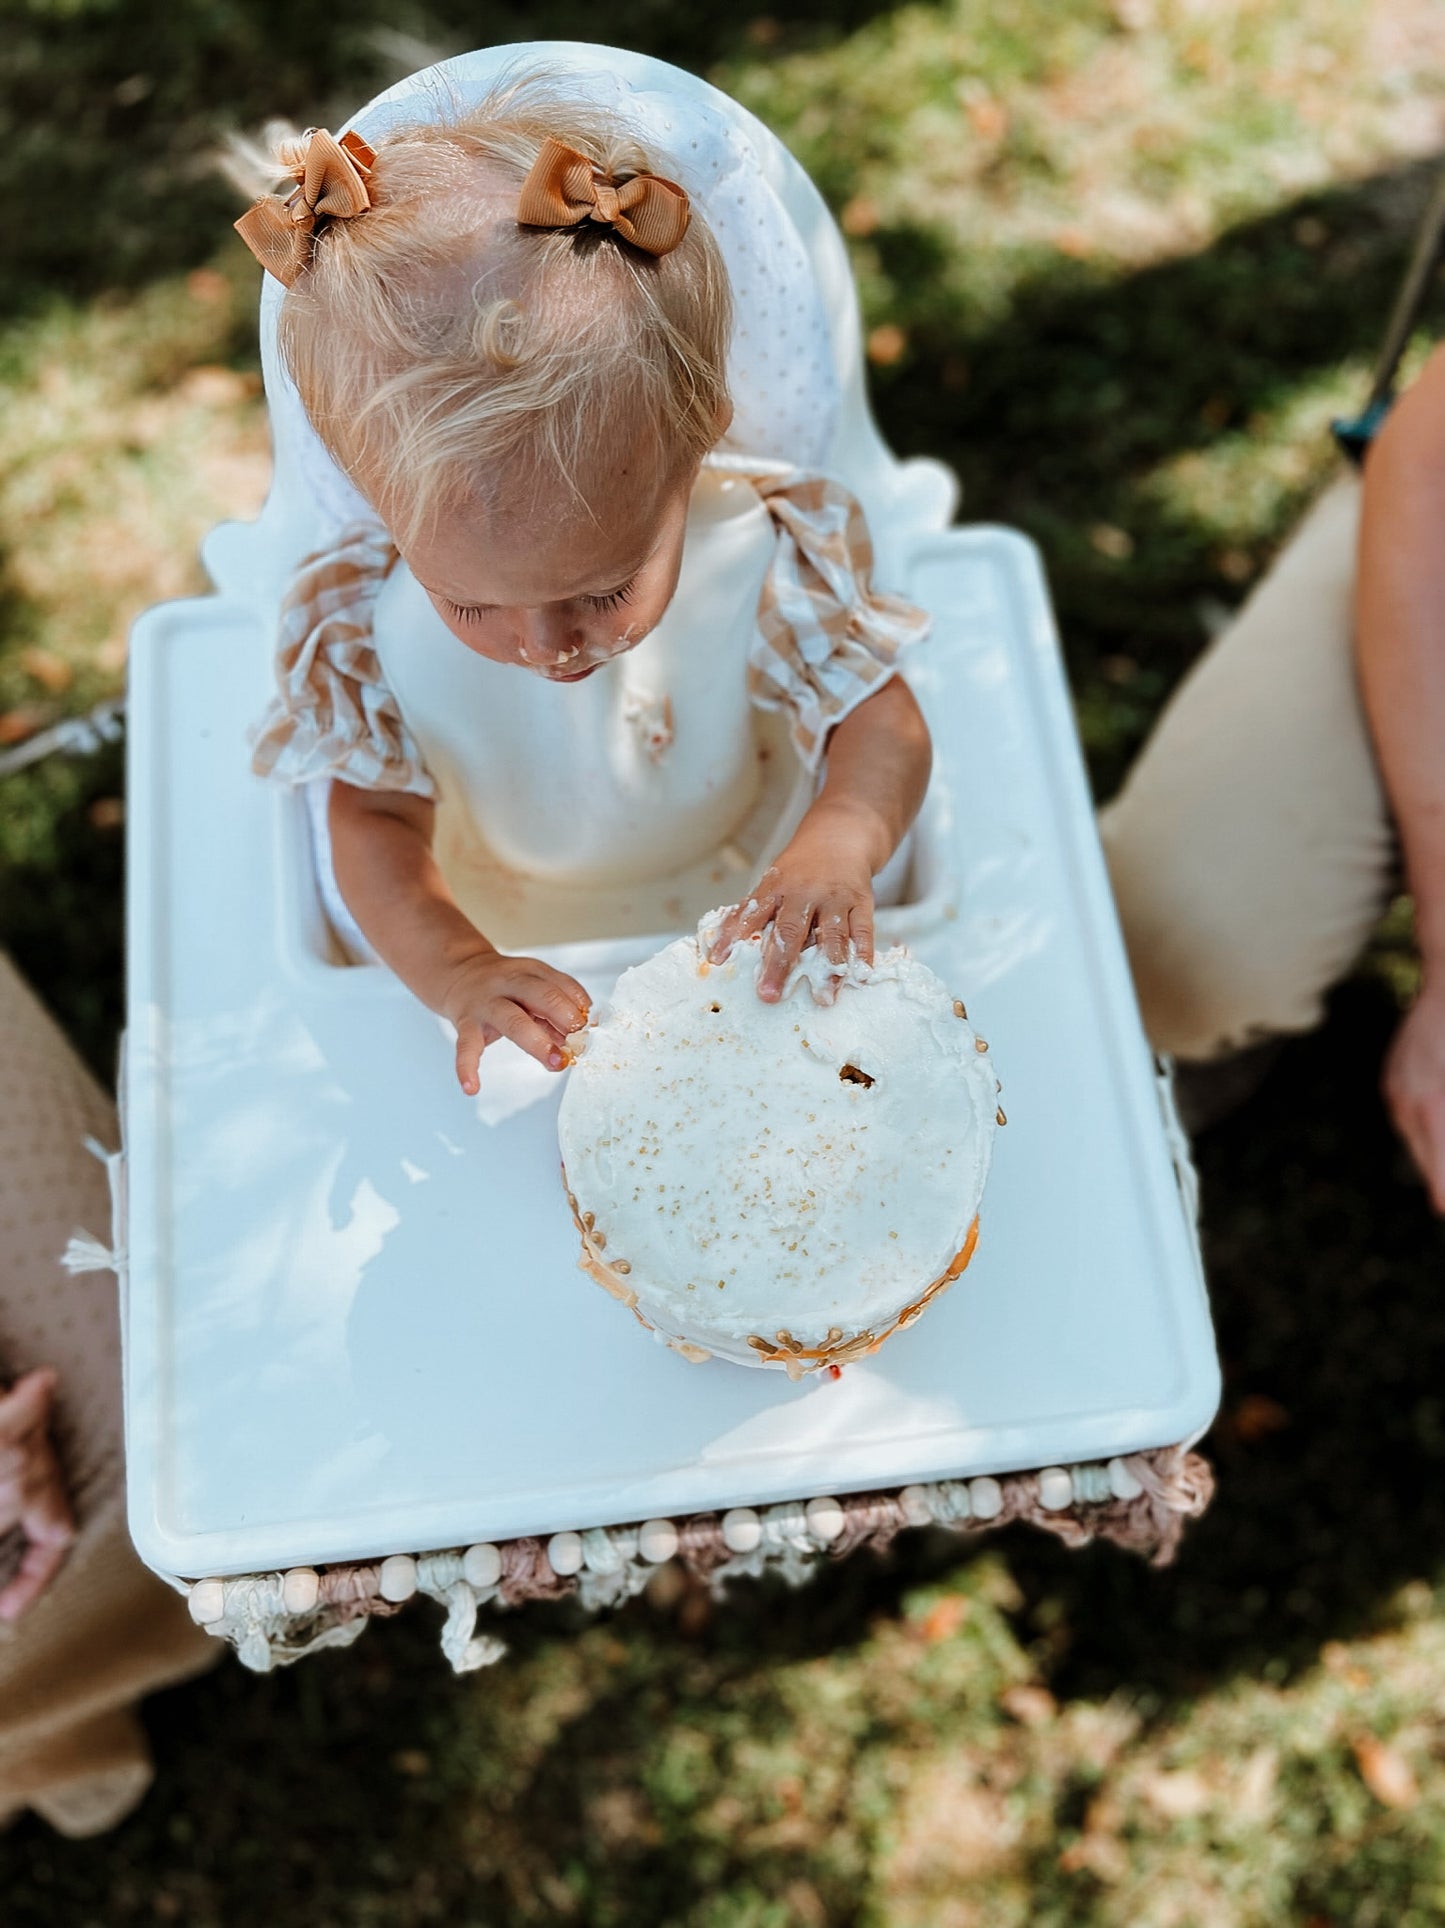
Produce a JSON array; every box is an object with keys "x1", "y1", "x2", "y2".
[
  {"x1": 996, "y1": 1107, "x2": 1007, "y2": 1126},
  {"x1": 975, "y1": 1038, "x2": 989, "y2": 1053},
  {"x1": 952, "y1": 998, "x2": 967, "y2": 1019},
  {"x1": 592, "y1": 1229, "x2": 606, "y2": 1249},
  {"x1": 613, "y1": 1259, "x2": 632, "y2": 1276}
]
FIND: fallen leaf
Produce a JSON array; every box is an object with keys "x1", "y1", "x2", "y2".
[
  {"x1": 1352, "y1": 1735, "x2": 1419, "y2": 1810},
  {"x1": 867, "y1": 323, "x2": 908, "y2": 367},
  {"x1": 1141, "y1": 1768, "x2": 1211, "y2": 1818},
  {"x1": 1059, "y1": 1832, "x2": 1128, "y2": 1882},
  {"x1": 19, "y1": 647, "x2": 73, "y2": 694},
  {"x1": 0, "y1": 705, "x2": 53, "y2": 745},
  {"x1": 178, "y1": 365, "x2": 254, "y2": 408},
  {"x1": 1236, "y1": 1745, "x2": 1279, "y2": 1822},
  {"x1": 1000, "y1": 1683, "x2": 1057, "y2": 1728},
  {"x1": 187, "y1": 267, "x2": 230, "y2": 305},
  {"x1": 88, "y1": 797, "x2": 125, "y2": 831},
  {"x1": 840, "y1": 195, "x2": 881, "y2": 238},
  {"x1": 920, "y1": 1594, "x2": 967, "y2": 1643},
  {"x1": 1089, "y1": 523, "x2": 1134, "y2": 560},
  {"x1": 1233, "y1": 1393, "x2": 1290, "y2": 1442},
  {"x1": 966, "y1": 95, "x2": 1009, "y2": 142}
]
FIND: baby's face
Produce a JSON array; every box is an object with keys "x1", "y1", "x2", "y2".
[{"x1": 406, "y1": 469, "x2": 693, "y2": 681}]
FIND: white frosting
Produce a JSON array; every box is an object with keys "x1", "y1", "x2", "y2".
[{"x1": 557, "y1": 919, "x2": 999, "y2": 1371}]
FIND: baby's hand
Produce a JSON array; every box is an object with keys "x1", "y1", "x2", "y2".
[
  {"x1": 442, "y1": 951, "x2": 591, "y2": 1092},
  {"x1": 0, "y1": 1367, "x2": 74, "y2": 1623},
  {"x1": 709, "y1": 830, "x2": 875, "y2": 1003}
]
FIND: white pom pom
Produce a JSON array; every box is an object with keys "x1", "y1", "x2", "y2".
[
  {"x1": 804, "y1": 1495, "x2": 845, "y2": 1544},
  {"x1": 721, "y1": 1506, "x2": 761, "y2": 1553},
  {"x1": 282, "y1": 1567, "x2": 319, "y2": 1614},
  {"x1": 898, "y1": 1484, "x2": 934, "y2": 1527},
  {"x1": 61, "y1": 1233, "x2": 116, "y2": 1275},
  {"x1": 1108, "y1": 1457, "x2": 1144, "y2": 1501},
  {"x1": 188, "y1": 1579, "x2": 226, "y2": 1625},
  {"x1": 1037, "y1": 1467, "x2": 1073, "y2": 1512},
  {"x1": 968, "y1": 1476, "x2": 1003, "y2": 1520},
  {"x1": 546, "y1": 1531, "x2": 584, "y2": 1577},
  {"x1": 638, "y1": 1518, "x2": 679, "y2": 1564},
  {"x1": 463, "y1": 1543, "x2": 502, "y2": 1589},
  {"x1": 378, "y1": 1554, "x2": 417, "y2": 1602}
]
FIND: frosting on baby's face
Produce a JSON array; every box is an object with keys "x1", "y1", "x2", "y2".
[{"x1": 405, "y1": 461, "x2": 693, "y2": 681}]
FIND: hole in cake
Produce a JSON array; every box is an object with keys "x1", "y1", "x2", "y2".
[
  {"x1": 708, "y1": 1002, "x2": 722, "y2": 1013},
  {"x1": 839, "y1": 1063, "x2": 875, "y2": 1088}
]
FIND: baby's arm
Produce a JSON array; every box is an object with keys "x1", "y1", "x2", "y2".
[
  {"x1": 329, "y1": 783, "x2": 590, "y2": 1090},
  {"x1": 710, "y1": 676, "x2": 932, "y2": 999}
]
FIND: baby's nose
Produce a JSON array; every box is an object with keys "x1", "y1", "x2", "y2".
[{"x1": 516, "y1": 608, "x2": 585, "y2": 667}]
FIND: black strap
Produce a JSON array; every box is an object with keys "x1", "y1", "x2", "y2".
[{"x1": 1333, "y1": 163, "x2": 1445, "y2": 465}]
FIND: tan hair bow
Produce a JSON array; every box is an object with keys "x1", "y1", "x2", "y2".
[
  {"x1": 517, "y1": 137, "x2": 690, "y2": 256},
  {"x1": 234, "y1": 127, "x2": 376, "y2": 287}
]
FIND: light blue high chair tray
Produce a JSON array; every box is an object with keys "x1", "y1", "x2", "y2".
[{"x1": 115, "y1": 45, "x2": 1219, "y2": 1671}]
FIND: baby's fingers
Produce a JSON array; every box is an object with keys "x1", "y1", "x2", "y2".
[
  {"x1": 530, "y1": 973, "x2": 591, "y2": 1043},
  {"x1": 0, "y1": 1531, "x2": 71, "y2": 1623},
  {"x1": 709, "y1": 888, "x2": 778, "y2": 963},
  {"x1": 454, "y1": 1018, "x2": 493, "y2": 1096},
  {"x1": 849, "y1": 895, "x2": 875, "y2": 967},
  {"x1": 817, "y1": 898, "x2": 853, "y2": 969},
  {"x1": 0, "y1": 1369, "x2": 57, "y2": 1448},
  {"x1": 494, "y1": 1001, "x2": 572, "y2": 1072},
  {"x1": 758, "y1": 900, "x2": 814, "y2": 1003}
]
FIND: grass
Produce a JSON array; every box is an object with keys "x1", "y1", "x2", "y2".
[{"x1": 4, "y1": 2, "x2": 1445, "y2": 1922}]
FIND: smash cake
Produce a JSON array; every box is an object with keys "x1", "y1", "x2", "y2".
[{"x1": 557, "y1": 917, "x2": 1001, "y2": 1378}]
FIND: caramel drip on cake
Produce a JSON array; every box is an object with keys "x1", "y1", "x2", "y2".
[
  {"x1": 563, "y1": 1159, "x2": 979, "y2": 1380},
  {"x1": 744, "y1": 1215, "x2": 982, "y2": 1380},
  {"x1": 563, "y1": 1172, "x2": 643, "y2": 1311}
]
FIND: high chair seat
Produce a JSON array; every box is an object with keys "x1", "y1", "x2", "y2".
[{"x1": 116, "y1": 45, "x2": 1218, "y2": 1663}]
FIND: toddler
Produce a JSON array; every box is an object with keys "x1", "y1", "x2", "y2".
[{"x1": 238, "y1": 55, "x2": 933, "y2": 1094}]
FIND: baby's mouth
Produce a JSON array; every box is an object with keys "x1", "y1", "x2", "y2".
[{"x1": 544, "y1": 662, "x2": 603, "y2": 683}]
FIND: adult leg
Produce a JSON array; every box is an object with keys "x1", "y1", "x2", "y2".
[
  {"x1": 0, "y1": 954, "x2": 215, "y2": 1837},
  {"x1": 1099, "y1": 474, "x2": 1394, "y2": 1062}
]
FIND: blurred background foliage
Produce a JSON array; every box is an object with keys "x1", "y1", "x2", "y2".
[{"x1": 4, "y1": 2, "x2": 1445, "y2": 1923}]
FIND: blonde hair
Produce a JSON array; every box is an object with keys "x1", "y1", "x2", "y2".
[{"x1": 258, "y1": 72, "x2": 733, "y2": 549}]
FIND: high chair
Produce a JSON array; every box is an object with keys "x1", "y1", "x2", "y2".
[{"x1": 110, "y1": 44, "x2": 1218, "y2": 1671}]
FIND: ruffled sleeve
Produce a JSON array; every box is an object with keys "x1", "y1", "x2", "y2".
[
  {"x1": 250, "y1": 523, "x2": 438, "y2": 800},
  {"x1": 747, "y1": 472, "x2": 930, "y2": 769}
]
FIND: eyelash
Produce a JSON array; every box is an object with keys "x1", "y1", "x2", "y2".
[
  {"x1": 446, "y1": 580, "x2": 637, "y2": 621},
  {"x1": 583, "y1": 580, "x2": 637, "y2": 613}
]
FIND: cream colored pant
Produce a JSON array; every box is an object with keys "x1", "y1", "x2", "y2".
[
  {"x1": 0, "y1": 955, "x2": 214, "y2": 1838},
  {"x1": 1099, "y1": 474, "x2": 1396, "y2": 1062}
]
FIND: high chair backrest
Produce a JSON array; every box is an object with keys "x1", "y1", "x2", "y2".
[{"x1": 213, "y1": 41, "x2": 955, "y2": 606}]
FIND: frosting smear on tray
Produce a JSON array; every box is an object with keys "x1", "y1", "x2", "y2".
[{"x1": 557, "y1": 917, "x2": 1000, "y2": 1376}]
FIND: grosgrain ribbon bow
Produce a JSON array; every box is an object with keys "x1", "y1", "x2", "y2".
[
  {"x1": 234, "y1": 128, "x2": 376, "y2": 287},
  {"x1": 516, "y1": 137, "x2": 691, "y2": 256}
]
